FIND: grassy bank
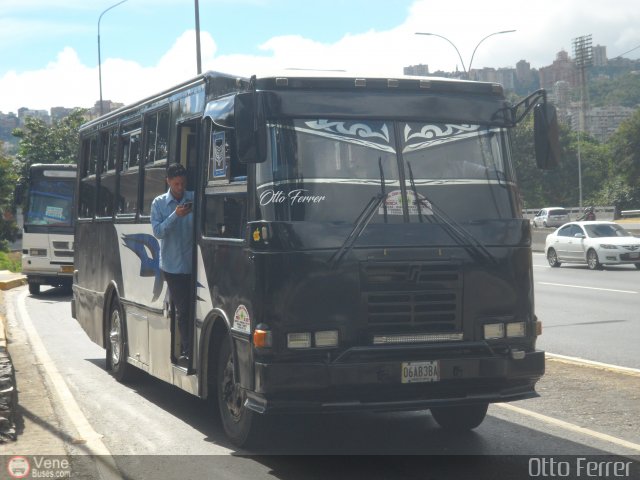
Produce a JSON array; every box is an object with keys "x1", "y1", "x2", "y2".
[{"x1": 0, "y1": 251, "x2": 21, "y2": 272}]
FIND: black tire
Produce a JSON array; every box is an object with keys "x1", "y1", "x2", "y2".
[
  {"x1": 106, "y1": 297, "x2": 136, "y2": 382},
  {"x1": 586, "y1": 249, "x2": 602, "y2": 270},
  {"x1": 28, "y1": 282, "x2": 40, "y2": 295},
  {"x1": 547, "y1": 248, "x2": 561, "y2": 267},
  {"x1": 543, "y1": 221, "x2": 548, "y2": 228},
  {"x1": 634, "y1": 263, "x2": 640, "y2": 270},
  {"x1": 430, "y1": 403, "x2": 488, "y2": 431},
  {"x1": 217, "y1": 337, "x2": 263, "y2": 447}
]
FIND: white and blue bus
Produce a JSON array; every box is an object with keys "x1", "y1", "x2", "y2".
[
  {"x1": 72, "y1": 71, "x2": 559, "y2": 447},
  {"x1": 18, "y1": 163, "x2": 77, "y2": 295}
]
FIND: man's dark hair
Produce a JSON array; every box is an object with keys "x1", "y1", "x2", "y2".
[{"x1": 166, "y1": 163, "x2": 187, "y2": 179}]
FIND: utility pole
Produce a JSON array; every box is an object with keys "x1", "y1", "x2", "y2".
[
  {"x1": 194, "y1": 0, "x2": 202, "y2": 74},
  {"x1": 572, "y1": 34, "x2": 593, "y2": 209}
]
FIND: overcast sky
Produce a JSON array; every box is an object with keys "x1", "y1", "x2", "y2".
[{"x1": 1, "y1": 0, "x2": 639, "y2": 114}]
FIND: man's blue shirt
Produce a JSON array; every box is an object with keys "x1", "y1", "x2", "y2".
[{"x1": 150, "y1": 189, "x2": 194, "y2": 274}]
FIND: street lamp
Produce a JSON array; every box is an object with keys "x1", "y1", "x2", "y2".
[
  {"x1": 415, "y1": 32, "x2": 467, "y2": 74},
  {"x1": 414, "y1": 30, "x2": 516, "y2": 79},
  {"x1": 467, "y1": 30, "x2": 516, "y2": 75},
  {"x1": 98, "y1": 0, "x2": 128, "y2": 116}
]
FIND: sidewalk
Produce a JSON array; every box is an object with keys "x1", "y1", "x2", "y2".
[
  {"x1": 0, "y1": 270, "x2": 25, "y2": 442},
  {"x1": 1, "y1": 272, "x2": 69, "y2": 454}
]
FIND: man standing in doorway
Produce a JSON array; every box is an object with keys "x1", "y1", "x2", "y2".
[{"x1": 151, "y1": 163, "x2": 194, "y2": 366}]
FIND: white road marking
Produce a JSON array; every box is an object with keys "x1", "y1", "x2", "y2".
[
  {"x1": 495, "y1": 403, "x2": 640, "y2": 454},
  {"x1": 546, "y1": 352, "x2": 640, "y2": 377},
  {"x1": 538, "y1": 281, "x2": 637, "y2": 294},
  {"x1": 11, "y1": 289, "x2": 122, "y2": 480}
]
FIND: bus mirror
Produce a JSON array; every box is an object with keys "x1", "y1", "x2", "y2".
[
  {"x1": 533, "y1": 103, "x2": 560, "y2": 170},
  {"x1": 234, "y1": 92, "x2": 267, "y2": 164}
]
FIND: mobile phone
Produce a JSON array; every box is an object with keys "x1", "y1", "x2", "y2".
[{"x1": 182, "y1": 201, "x2": 193, "y2": 209}]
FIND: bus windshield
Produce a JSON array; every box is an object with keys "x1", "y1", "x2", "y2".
[
  {"x1": 25, "y1": 179, "x2": 75, "y2": 227},
  {"x1": 256, "y1": 119, "x2": 515, "y2": 224}
]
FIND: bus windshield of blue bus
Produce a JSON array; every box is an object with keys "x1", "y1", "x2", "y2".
[{"x1": 25, "y1": 179, "x2": 75, "y2": 226}]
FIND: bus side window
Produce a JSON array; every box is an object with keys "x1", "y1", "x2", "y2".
[
  {"x1": 203, "y1": 194, "x2": 247, "y2": 239},
  {"x1": 117, "y1": 127, "x2": 141, "y2": 215},
  {"x1": 79, "y1": 136, "x2": 97, "y2": 219}
]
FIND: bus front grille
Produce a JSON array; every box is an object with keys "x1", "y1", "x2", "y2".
[{"x1": 361, "y1": 262, "x2": 462, "y2": 333}]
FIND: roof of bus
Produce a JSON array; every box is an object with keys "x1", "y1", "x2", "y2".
[{"x1": 80, "y1": 69, "x2": 505, "y2": 131}]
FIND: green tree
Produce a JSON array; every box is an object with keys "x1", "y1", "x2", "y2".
[
  {"x1": 0, "y1": 141, "x2": 20, "y2": 250},
  {"x1": 601, "y1": 108, "x2": 640, "y2": 209},
  {"x1": 12, "y1": 109, "x2": 86, "y2": 178}
]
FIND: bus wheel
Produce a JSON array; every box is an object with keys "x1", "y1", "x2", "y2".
[
  {"x1": 28, "y1": 282, "x2": 40, "y2": 295},
  {"x1": 430, "y1": 403, "x2": 488, "y2": 431},
  {"x1": 217, "y1": 337, "x2": 262, "y2": 447},
  {"x1": 107, "y1": 297, "x2": 135, "y2": 382}
]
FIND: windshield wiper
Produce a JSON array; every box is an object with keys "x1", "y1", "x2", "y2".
[
  {"x1": 329, "y1": 157, "x2": 388, "y2": 269},
  {"x1": 406, "y1": 161, "x2": 497, "y2": 265}
]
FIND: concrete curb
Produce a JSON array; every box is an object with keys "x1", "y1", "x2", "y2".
[
  {"x1": 0, "y1": 289, "x2": 18, "y2": 442},
  {"x1": 0, "y1": 273, "x2": 27, "y2": 292}
]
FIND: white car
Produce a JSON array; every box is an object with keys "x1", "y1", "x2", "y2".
[
  {"x1": 545, "y1": 221, "x2": 640, "y2": 270},
  {"x1": 532, "y1": 207, "x2": 571, "y2": 228}
]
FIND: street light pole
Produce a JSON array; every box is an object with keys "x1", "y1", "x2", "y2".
[
  {"x1": 194, "y1": 0, "x2": 202, "y2": 74},
  {"x1": 98, "y1": 0, "x2": 128, "y2": 116},
  {"x1": 467, "y1": 30, "x2": 516, "y2": 77},
  {"x1": 415, "y1": 30, "x2": 516, "y2": 79},
  {"x1": 415, "y1": 32, "x2": 467, "y2": 75}
]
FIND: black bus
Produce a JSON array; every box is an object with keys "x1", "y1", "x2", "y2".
[{"x1": 72, "y1": 71, "x2": 559, "y2": 446}]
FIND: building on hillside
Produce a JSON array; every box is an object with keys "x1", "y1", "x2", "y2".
[
  {"x1": 17, "y1": 107, "x2": 50, "y2": 126},
  {"x1": 538, "y1": 50, "x2": 577, "y2": 91},
  {"x1": 592, "y1": 45, "x2": 607, "y2": 67},
  {"x1": 403, "y1": 64, "x2": 430, "y2": 76},
  {"x1": 51, "y1": 107, "x2": 76, "y2": 122}
]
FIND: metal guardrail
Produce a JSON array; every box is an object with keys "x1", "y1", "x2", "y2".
[{"x1": 621, "y1": 210, "x2": 640, "y2": 217}]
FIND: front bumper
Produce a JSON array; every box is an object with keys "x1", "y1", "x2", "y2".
[{"x1": 247, "y1": 349, "x2": 544, "y2": 414}]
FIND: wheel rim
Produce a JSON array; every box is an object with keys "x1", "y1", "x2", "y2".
[
  {"x1": 221, "y1": 351, "x2": 244, "y2": 421},
  {"x1": 587, "y1": 251, "x2": 598, "y2": 269},
  {"x1": 109, "y1": 310, "x2": 122, "y2": 366},
  {"x1": 548, "y1": 250, "x2": 557, "y2": 266}
]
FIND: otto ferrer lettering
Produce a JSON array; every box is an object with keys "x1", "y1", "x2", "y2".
[{"x1": 259, "y1": 189, "x2": 326, "y2": 206}]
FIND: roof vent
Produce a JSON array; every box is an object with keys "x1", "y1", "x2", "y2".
[
  {"x1": 275, "y1": 77, "x2": 289, "y2": 86},
  {"x1": 355, "y1": 78, "x2": 366, "y2": 87},
  {"x1": 387, "y1": 79, "x2": 399, "y2": 88}
]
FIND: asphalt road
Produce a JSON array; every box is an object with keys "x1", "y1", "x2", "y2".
[
  {"x1": 532, "y1": 252, "x2": 640, "y2": 369},
  {"x1": 4, "y1": 284, "x2": 640, "y2": 480}
]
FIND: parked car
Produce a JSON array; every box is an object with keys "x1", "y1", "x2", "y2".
[
  {"x1": 545, "y1": 221, "x2": 640, "y2": 270},
  {"x1": 532, "y1": 207, "x2": 571, "y2": 228}
]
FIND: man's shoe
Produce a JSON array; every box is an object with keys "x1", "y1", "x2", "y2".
[{"x1": 177, "y1": 355, "x2": 189, "y2": 368}]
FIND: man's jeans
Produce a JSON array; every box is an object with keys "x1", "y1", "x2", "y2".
[{"x1": 163, "y1": 271, "x2": 192, "y2": 356}]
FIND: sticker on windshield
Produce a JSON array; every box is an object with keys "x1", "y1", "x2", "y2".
[{"x1": 380, "y1": 190, "x2": 432, "y2": 216}]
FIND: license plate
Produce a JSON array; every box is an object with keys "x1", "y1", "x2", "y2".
[
  {"x1": 60, "y1": 265, "x2": 74, "y2": 273},
  {"x1": 401, "y1": 360, "x2": 440, "y2": 383},
  {"x1": 628, "y1": 253, "x2": 640, "y2": 259}
]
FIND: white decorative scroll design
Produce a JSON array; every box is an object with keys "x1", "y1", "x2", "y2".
[
  {"x1": 403, "y1": 124, "x2": 482, "y2": 153},
  {"x1": 289, "y1": 120, "x2": 396, "y2": 154}
]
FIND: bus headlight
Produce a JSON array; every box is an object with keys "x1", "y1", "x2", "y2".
[
  {"x1": 314, "y1": 330, "x2": 339, "y2": 347},
  {"x1": 483, "y1": 323, "x2": 504, "y2": 340},
  {"x1": 506, "y1": 322, "x2": 526, "y2": 337},
  {"x1": 287, "y1": 332, "x2": 311, "y2": 349}
]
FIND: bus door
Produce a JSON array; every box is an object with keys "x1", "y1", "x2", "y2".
[{"x1": 170, "y1": 120, "x2": 200, "y2": 369}]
